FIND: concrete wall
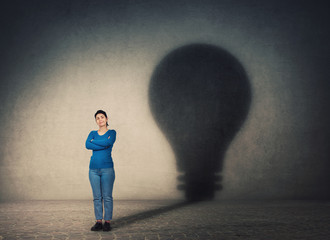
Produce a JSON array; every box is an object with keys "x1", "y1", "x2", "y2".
[{"x1": 1, "y1": 0, "x2": 329, "y2": 201}]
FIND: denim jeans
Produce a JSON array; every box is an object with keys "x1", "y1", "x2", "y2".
[{"x1": 89, "y1": 168, "x2": 115, "y2": 220}]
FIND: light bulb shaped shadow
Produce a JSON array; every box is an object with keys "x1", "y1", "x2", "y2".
[{"x1": 149, "y1": 44, "x2": 251, "y2": 201}]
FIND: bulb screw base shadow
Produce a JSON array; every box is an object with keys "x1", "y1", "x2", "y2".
[{"x1": 177, "y1": 173, "x2": 223, "y2": 201}]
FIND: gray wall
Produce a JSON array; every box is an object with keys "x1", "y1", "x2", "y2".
[{"x1": 1, "y1": 0, "x2": 329, "y2": 201}]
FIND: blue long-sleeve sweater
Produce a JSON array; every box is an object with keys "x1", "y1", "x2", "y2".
[{"x1": 85, "y1": 129, "x2": 116, "y2": 169}]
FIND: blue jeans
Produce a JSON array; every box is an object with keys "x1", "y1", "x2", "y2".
[{"x1": 89, "y1": 168, "x2": 115, "y2": 221}]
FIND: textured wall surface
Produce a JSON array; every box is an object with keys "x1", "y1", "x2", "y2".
[{"x1": 1, "y1": 0, "x2": 329, "y2": 201}]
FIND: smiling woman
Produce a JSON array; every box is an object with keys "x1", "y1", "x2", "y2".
[{"x1": 85, "y1": 110, "x2": 117, "y2": 232}]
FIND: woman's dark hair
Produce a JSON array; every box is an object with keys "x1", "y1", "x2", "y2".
[{"x1": 94, "y1": 110, "x2": 109, "y2": 126}]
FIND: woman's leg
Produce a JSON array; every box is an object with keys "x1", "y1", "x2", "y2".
[
  {"x1": 101, "y1": 168, "x2": 115, "y2": 221},
  {"x1": 89, "y1": 169, "x2": 103, "y2": 221}
]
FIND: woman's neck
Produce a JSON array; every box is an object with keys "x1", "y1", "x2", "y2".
[{"x1": 98, "y1": 126, "x2": 108, "y2": 134}]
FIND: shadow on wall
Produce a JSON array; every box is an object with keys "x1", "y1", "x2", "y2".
[{"x1": 149, "y1": 44, "x2": 251, "y2": 201}]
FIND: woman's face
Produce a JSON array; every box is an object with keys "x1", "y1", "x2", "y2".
[{"x1": 95, "y1": 113, "x2": 108, "y2": 127}]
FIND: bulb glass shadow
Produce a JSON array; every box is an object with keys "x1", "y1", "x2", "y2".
[{"x1": 149, "y1": 44, "x2": 251, "y2": 201}]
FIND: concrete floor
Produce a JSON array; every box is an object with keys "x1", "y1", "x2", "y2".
[{"x1": 0, "y1": 199, "x2": 329, "y2": 239}]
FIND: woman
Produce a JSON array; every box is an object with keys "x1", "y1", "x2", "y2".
[{"x1": 85, "y1": 110, "x2": 116, "y2": 231}]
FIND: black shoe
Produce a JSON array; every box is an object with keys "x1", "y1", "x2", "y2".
[
  {"x1": 103, "y1": 221, "x2": 111, "y2": 231},
  {"x1": 91, "y1": 221, "x2": 103, "y2": 231}
]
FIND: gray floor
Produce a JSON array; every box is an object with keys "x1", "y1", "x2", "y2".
[{"x1": 0, "y1": 199, "x2": 329, "y2": 240}]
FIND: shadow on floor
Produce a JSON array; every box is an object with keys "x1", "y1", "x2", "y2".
[{"x1": 112, "y1": 201, "x2": 191, "y2": 228}]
